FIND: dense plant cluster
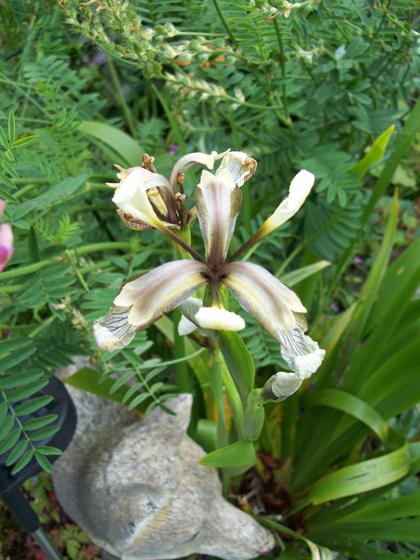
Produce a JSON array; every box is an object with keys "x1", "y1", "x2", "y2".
[{"x1": 0, "y1": 1, "x2": 420, "y2": 559}]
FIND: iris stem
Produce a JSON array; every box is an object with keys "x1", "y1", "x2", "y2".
[
  {"x1": 226, "y1": 226, "x2": 266, "y2": 263},
  {"x1": 158, "y1": 224, "x2": 206, "y2": 263}
]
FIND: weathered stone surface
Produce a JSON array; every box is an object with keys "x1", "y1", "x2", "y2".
[{"x1": 52, "y1": 370, "x2": 275, "y2": 560}]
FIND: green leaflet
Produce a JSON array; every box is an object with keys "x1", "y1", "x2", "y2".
[
  {"x1": 199, "y1": 439, "x2": 256, "y2": 468},
  {"x1": 303, "y1": 388, "x2": 388, "y2": 443},
  {"x1": 349, "y1": 125, "x2": 395, "y2": 180},
  {"x1": 307, "y1": 429, "x2": 410, "y2": 505},
  {"x1": 78, "y1": 121, "x2": 145, "y2": 168},
  {"x1": 65, "y1": 367, "x2": 147, "y2": 412},
  {"x1": 11, "y1": 172, "x2": 91, "y2": 221}
]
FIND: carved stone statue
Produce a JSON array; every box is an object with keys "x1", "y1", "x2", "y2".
[{"x1": 52, "y1": 369, "x2": 275, "y2": 560}]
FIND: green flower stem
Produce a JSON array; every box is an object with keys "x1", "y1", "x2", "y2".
[
  {"x1": 273, "y1": 18, "x2": 290, "y2": 124},
  {"x1": 211, "y1": 345, "x2": 244, "y2": 439},
  {"x1": 173, "y1": 308, "x2": 190, "y2": 393},
  {"x1": 281, "y1": 391, "x2": 299, "y2": 485},
  {"x1": 212, "y1": 0, "x2": 238, "y2": 47},
  {"x1": 106, "y1": 55, "x2": 137, "y2": 139}
]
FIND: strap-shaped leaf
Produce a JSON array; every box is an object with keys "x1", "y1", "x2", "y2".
[
  {"x1": 303, "y1": 388, "x2": 388, "y2": 443},
  {"x1": 78, "y1": 121, "x2": 145, "y2": 168},
  {"x1": 261, "y1": 517, "x2": 334, "y2": 560},
  {"x1": 349, "y1": 125, "x2": 394, "y2": 180},
  {"x1": 308, "y1": 429, "x2": 410, "y2": 505}
]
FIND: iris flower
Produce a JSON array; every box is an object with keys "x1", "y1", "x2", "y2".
[{"x1": 94, "y1": 150, "x2": 324, "y2": 389}]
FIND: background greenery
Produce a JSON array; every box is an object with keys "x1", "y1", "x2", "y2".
[{"x1": 1, "y1": 1, "x2": 420, "y2": 559}]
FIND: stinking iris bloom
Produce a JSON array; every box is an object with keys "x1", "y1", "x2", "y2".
[{"x1": 94, "y1": 150, "x2": 325, "y2": 394}]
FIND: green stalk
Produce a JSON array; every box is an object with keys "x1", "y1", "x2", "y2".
[
  {"x1": 273, "y1": 18, "x2": 289, "y2": 123},
  {"x1": 212, "y1": 346, "x2": 244, "y2": 438},
  {"x1": 106, "y1": 55, "x2": 137, "y2": 138},
  {"x1": 212, "y1": 0, "x2": 238, "y2": 47},
  {"x1": 281, "y1": 391, "x2": 299, "y2": 485},
  {"x1": 0, "y1": 243, "x2": 132, "y2": 280},
  {"x1": 173, "y1": 310, "x2": 190, "y2": 393}
]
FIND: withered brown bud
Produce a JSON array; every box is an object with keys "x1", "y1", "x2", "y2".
[
  {"x1": 141, "y1": 154, "x2": 157, "y2": 173},
  {"x1": 177, "y1": 173, "x2": 185, "y2": 189},
  {"x1": 245, "y1": 158, "x2": 257, "y2": 182},
  {"x1": 117, "y1": 209, "x2": 153, "y2": 230}
]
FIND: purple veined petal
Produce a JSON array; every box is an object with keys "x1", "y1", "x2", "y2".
[
  {"x1": 220, "y1": 261, "x2": 306, "y2": 335},
  {"x1": 93, "y1": 307, "x2": 139, "y2": 351},
  {"x1": 169, "y1": 151, "x2": 228, "y2": 190},
  {"x1": 195, "y1": 169, "x2": 242, "y2": 267},
  {"x1": 114, "y1": 260, "x2": 210, "y2": 327},
  {"x1": 278, "y1": 325, "x2": 325, "y2": 380}
]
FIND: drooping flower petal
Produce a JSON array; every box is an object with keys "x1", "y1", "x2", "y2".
[
  {"x1": 194, "y1": 307, "x2": 246, "y2": 331},
  {"x1": 261, "y1": 170, "x2": 315, "y2": 235},
  {"x1": 114, "y1": 260, "x2": 210, "y2": 327},
  {"x1": 112, "y1": 167, "x2": 173, "y2": 229},
  {"x1": 0, "y1": 223, "x2": 14, "y2": 273},
  {"x1": 93, "y1": 307, "x2": 138, "y2": 351},
  {"x1": 278, "y1": 315, "x2": 325, "y2": 379},
  {"x1": 220, "y1": 261, "x2": 306, "y2": 334},
  {"x1": 216, "y1": 151, "x2": 257, "y2": 187},
  {"x1": 195, "y1": 169, "x2": 242, "y2": 267},
  {"x1": 169, "y1": 151, "x2": 228, "y2": 190}
]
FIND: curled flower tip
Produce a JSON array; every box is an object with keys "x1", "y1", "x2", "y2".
[
  {"x1": 262, "y1": 371, "x2": 302, "y2": 402},
  {"x1": 194, "y1": 307, "x2": 246, "y2": 331},
  {"x1": 216, "y1": 151, "x2": 257, "y2": 187}
]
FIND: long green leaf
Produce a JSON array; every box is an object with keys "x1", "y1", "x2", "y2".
[
  {"x1": 261, "y1": 517, "x2": 334, "y2": 560},
  {"x1": 343, "y1": 189, "x2": 398, "y2": 357},
  {"x1": 199, "y1": 439, "x2": 256, "y2": 468},
  {"x1": 306, "y1": 532, "x2": 408, "y2": 560},
  {"x1": 349, "y1": 125, "x2": 395, "y2": 180},
  {"x1": 307, "y1": 429, "x2": 410, "y2": 505},
  {"x1": 280, "y1": 260, "x2": 330, "y2": 287},
  {"x1": 78, "y1": 121, "x2": 145, "y2": 168},
  {"x1": 332, "y1": 95, "x2": 420, "y2": 287},
  {"x1": 303, "y1": 389, "x2": 388, "y2": 442}
]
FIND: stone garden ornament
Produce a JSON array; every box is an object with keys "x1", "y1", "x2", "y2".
[{"x1": 53, "y1": 384, "x2": 275, "y2": 560}]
